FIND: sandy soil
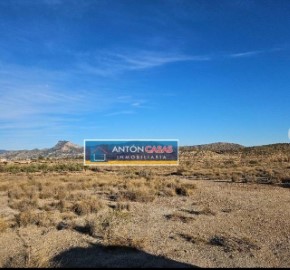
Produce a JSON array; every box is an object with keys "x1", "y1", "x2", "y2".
[{"x1": 0, "y1": 175, "x2": 289, "y2": 268}]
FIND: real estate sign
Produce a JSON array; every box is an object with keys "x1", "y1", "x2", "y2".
[{"x1": 84, "y1": 139, "x2": 179, "y2": 166}]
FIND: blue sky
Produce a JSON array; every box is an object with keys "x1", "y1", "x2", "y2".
[{"x1": 0, "y1": 0, "x2": 290, "y2": 149}]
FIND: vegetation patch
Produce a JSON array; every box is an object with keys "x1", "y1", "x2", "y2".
[{"x1": 209, "y1": 235, "x2": 260, "y2": 253}]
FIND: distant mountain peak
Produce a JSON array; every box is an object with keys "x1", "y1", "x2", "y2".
[
  {"x1": 53, "y1": 140, "x2": 82, "y2": 152},
  {"x1": 0, "y1": 140, "x2": 83, "y2": 160},
  {"x1": 53, "y1": 140, "x2": 69, "y2": 148}
]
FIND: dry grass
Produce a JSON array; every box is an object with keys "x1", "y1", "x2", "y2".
[
  {"x1": 9, "y1": 198, "x2": 39, "y2": 212},
  {"x1": 115, "y1": 187, "x2": 156, "y2": 203},
  {"x1": 0, "y1": 149, "x2": 289, "y2": 267},
  {"x1": 208, "y1": 235, "x2": 260, "y2": 253},
  {"x1": 0, "y1": 218, "x2": 9, "y2": 233},
  {"x1": 16, "y1": 211, "x2": 54, "y2": 227},
  {"x1": 181, "y1": 206, "x2": 215, "y2": 216},
  {"x1": 165, "y1": 213, "x2": 195, "y2": 223},
  {"x1": 72, "y1": 198, "x2": 104, "y2": 216}
]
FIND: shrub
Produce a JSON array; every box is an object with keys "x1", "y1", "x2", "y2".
[
  {"x1": 72, "y1": 199, "x2": 103, "y2": 216},
  {"x1": 175, "y1": 186, "x2": 188, "y2": 196},
  {"x1": 9, "y1": 198, "x2": 39, "y2": 212},
  {"x1": 0, "y1": 218, "x2": 9, "y2": 233},
  {"x1": 81, "y1": 210, "x2": 132, "y2": 240},
  {"x1": 175, "y1": 183, "x2": 195, "y2": 196},
  {"x1": 231, "y1": 174, "x2": 240, "y2": 182},
  {"x1": 16, "y1": 211, "x2": 53, "y2": 227},
  {"x1": 241, "y1": 174, "x2": 257, "y2": 183},
  {"x1": 136, "y1": 170, "x2": 153, "y2": 180},
  {"x1": 8, "y1": 187, "x2": 24, "y2": 200},
  {"x1": 116, "y1": 187, "x2": 155, "y2": 203},
  {"x1": 0, "y1": 184, "x2": 8, "y2": 192},
  {"x1": 280, "y1": 176, "x2": 290, "y2": 184},
  {"x1": 115, "y1": 202, "x2": 131, "y2": 211}
]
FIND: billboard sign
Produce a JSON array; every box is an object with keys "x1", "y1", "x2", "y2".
[{"x1": 84, "y1": 139, "x2": 179, "y2": 166}]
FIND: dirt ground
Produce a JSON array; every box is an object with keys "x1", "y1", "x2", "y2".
[{"x1": 0, "y1": 169, "x2": 289, "y2": 268}]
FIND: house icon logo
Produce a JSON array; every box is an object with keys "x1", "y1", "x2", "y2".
[{"x1": 90, "y1": 146, "x2": 109, "y2": 162}]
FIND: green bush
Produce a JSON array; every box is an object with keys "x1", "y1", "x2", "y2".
[{"x1": 0, "y1": 162, "x2": 83, "y2": 173}]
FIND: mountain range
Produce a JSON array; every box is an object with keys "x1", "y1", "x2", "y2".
[
  {"x1": 0, "y1": 140, "x2": 83, "y2": 160},
  {"x1": 0, "y1": 140, "x2": 289, "y2": 160}
]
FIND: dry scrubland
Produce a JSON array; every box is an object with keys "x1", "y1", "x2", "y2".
[{"x1": 0, "y1": 147, "x2": 289, "y2": 268}]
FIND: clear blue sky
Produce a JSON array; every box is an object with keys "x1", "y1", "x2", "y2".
[{"x1": 0, "y1": 0, "x2": 290, "y2": 150}]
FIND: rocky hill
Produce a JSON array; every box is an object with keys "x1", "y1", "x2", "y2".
[
  {"x1": 0, "y1": 141, "x2": 83, "y2": 160},
  {"x1": 181, "y1": 142, "x2": 245, "y2": 152}
]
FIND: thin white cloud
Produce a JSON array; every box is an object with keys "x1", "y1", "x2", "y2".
[
  {"x1": 0, "y1": 61, "x2": 149, "y2": 144},
  {"x1": 132, "y1": 102, "x2": 141, "y2": 107},
  {"x1": 75, "y1": 50, "x2": 211, "y2": 76},
  {"x1": 229, "y1": 50, "x2": 264, "y2": 58},
  {"x1": 0, "y1": 46, "x2": 284, "y2": 129},
  {"x1": 74, "y1": 46, "x2": 285, "y2": 76},
  {"x1": 228, "y1": 47, "x2": 283, "y2": 58},
  {"x1": 111, "y1": 52, "x2": 210, "y2": 70}
]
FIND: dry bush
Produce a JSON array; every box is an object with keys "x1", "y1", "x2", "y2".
[
  {"x1": 3, "y1": 249, "x2": 57, "y2": 268},
  {"x1": 27, "y1": 253, "x2": 57, "y2": 268},
  {"x1": 144, "y1": 178, "x2": 179, "y2": 197},
  {"x1": 209, "y1": 235, "x2": 260, "y2": 253},
  {"x1": 72, "y1": 198, "x2": 104, "y2": 216},
  {"x1": 158, "y1": 179, "x2": 196, "y2": 197},
  {"x1": 104, "y1": 234, "x2": 147, "y2": 249},
  {"x1": 9, "y1": 198, "x2": 39, "y2": 212},
  {"x1": 0, "y1": 217, "x2": 9, "y2": 232},
  {"x1": 175, "y1": 167, "x2": 186, "y2": 176},
  {"x1": 67, "y1": 192, "x2": 86, "y2": 201},
  {"x1": 231, "y1": 174, "x2": 240, "y2": 182},
  {"x1": 3, "y1": 252, "x2": 27, "y2": 268},
  {"x1": 80, "y1": 210, "x2": 132, "y2": 240},
  {"x1": 16, "y1": 211, "x2": 53, "y2": 227},
  {"x1": 199, "y1": 206, "x2": 215, "y2": 215},
  {"x1": 122, "y1": 170, "x2": 136, "y2": 179},
  {"x1": 39, "y1": 188, "x2": 55, "y2": 200},
  {"x1": 182, "y1": 206, "x2": 215, "y2": 216},
  {"x1": 179, "y1": 233, "x2": 205, "y2": 244},
  {"x1": 74, "y1": 217, "x2": 98, "y2": 237},
  {"x1": 43, "y1": 199, "x2": 70, "y2": 212},
  {"x1": 66, "y1": 182, "x2": 84, "y2": 191},
  {"x1": 280, "y1": 176, "x2": 290, "y2": 184},
  {"x1": 136, "y1": 169, "x2": 153, "y2": 180},
  {"x1": 165, "y1": 213, "x2": 195, "y2": 223},
  {"x1": 0, "y1": 184, "x2": 8, "y2": 192},
  {"x1": 54, "y1": 189, "x2": 68, "y2": 200},
  {"x1": 244, "y1": 174, "x2": 257, "y2": 183},
  {"x1": 115, "y1": 186, "x2": 155, "y2": 203},
  {"x1": 8, "y1": 186, "x2": 25, "y2": 200},
  {"x1": 175, "y1": 182, "x2": 196, "y2": 196},
  {"x1": 115, "y1": 202, "x2": 131, "y2": 212},
  {"x1": 57, "y1": 199, "x2": 69, "y2": 212},
  {"x1": 60, "y1": 212, "x2": 76, "y2": 221},
  {"x1": 175, "y1": 186, "x2": 189, "y2": 196}
]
